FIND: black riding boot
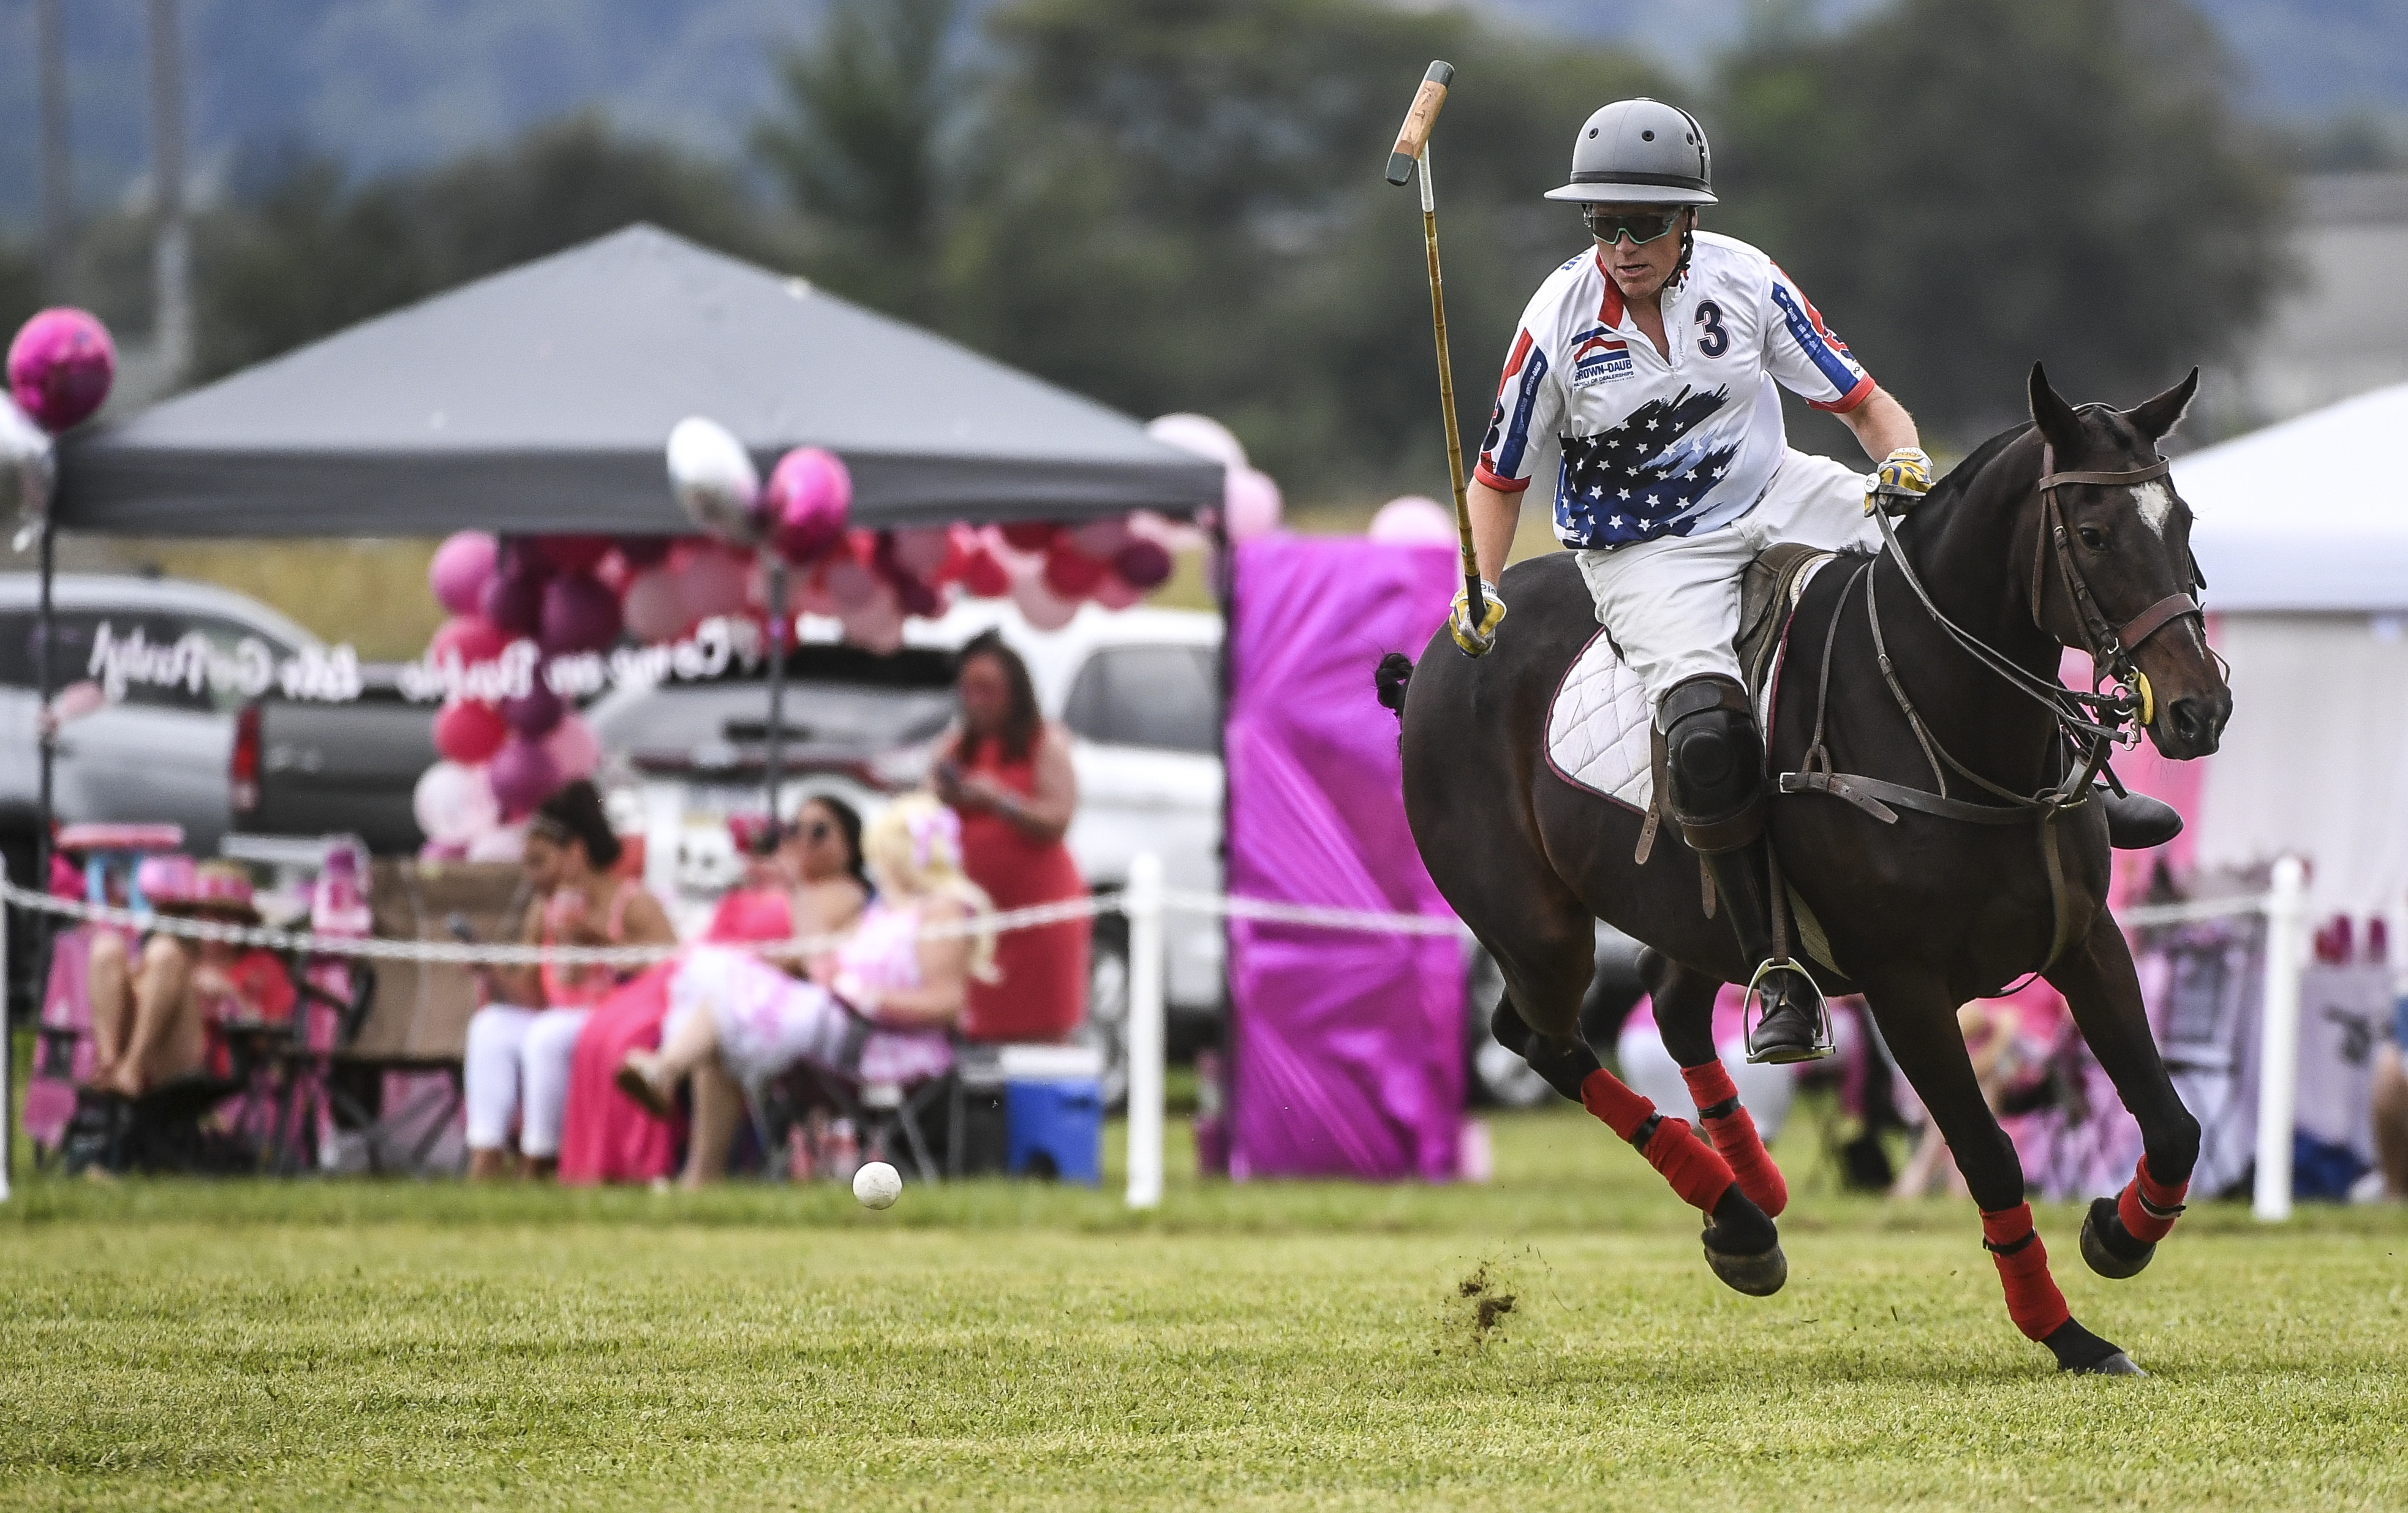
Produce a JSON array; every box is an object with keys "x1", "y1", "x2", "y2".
[{"x1": 1661, "y1": 674, "x2": 1829, "y2": 1065}]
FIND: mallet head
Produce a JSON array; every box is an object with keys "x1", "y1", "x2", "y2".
[{"x1": 1384, "y1": 61, "x2": 1455, "y2": 186}]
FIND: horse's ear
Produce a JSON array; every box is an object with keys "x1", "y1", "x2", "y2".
[
  {"x1": 2125, "y1": 367, "x2": 2200, "y2": 443},
  {"x1": 2028, "y1": 362, "x2": 2082, "y2": 453}
]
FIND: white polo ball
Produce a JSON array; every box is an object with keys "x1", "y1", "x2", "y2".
[{"x1": 852, "y1": 1160, "x2": 902, "y2": 1210}]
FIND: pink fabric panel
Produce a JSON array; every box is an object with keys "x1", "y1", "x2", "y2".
[{"x1": 1225, "y1": 535, "x2": 1465, "y2": 1182}]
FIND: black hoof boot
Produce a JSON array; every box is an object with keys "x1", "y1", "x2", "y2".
[
  {"x1": 1745, "y1": 967, "x2": 1830, "y2": 1065},
  {"x1": 2043, "y1": 1318, "x2": 2144, "y2": 1376},
  {"x1": 2100, "y1": 788, "x2": 2184, "y2": 850},
  {"x1": 1702, "y1": 1187, "x2": 1786, "y2": 1297},
  {"x1": 2079, "y1": 1196, "x2": 2157, "y2": 1280}
]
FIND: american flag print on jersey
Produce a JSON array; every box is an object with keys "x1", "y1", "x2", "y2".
[
  {"x1": 1554, "y1": 385, "x2": 1740, "y2": 546},
  {"x1": 1474, "y1": 231, "x2": 1875, "y2": 553}
]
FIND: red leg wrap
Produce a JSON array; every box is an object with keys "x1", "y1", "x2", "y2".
[
  {"x1": 1579, "y1": 1068, "x2": 1654, "y2": 1142},
  {"x1": 2116, "y1": 1156, "x2": 2189, "y2": 1244},
  {"x1": 1579, "y1": 1071, "x2": 1737, "y2": 1214},
  {"x1": 1683, "y1": 1061, "x2": 1788, "y2": 1218},
  {"x1": 1640, "y1": 1117, "x2": 1738, "y2": 1213},
  {"x1": 1980, "y1": 1203, "x2": 2071, "y2": 1342}
]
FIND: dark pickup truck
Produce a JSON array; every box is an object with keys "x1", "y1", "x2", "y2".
[{"x1": 232, "y1": 666, "x2": 436, "y2": 855}]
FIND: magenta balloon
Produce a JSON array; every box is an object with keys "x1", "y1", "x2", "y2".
[
  {"x1": 764, "y1": 447, "x2": 853, "y2": 564},
  {"x1": 538, "y1": 572, "x2": 622, "y2": 655},
  {"x1": 431, "y1": 700, "x2": 508, "y2": 765},
  {"x1": 6, "y1": 309, "x2": 116, "y2": 434},
  {"x1": 488, "y1": 736, "x2": 562, "y2": 820},
  {"x1": 532, "y1": 535, "x2": 613, "y2": 573},
  {"x1": 1091, "y1": 572, "x2": 1143, "y2": 611},
  {"x1": 1112, "y1": 538, "x2": 1173, "y2": 589},
  {"x1": 502, "y1": 683, "x2": 565, "y2": 738},
  {"x1": 480, "y1": 567, "x2": 545, "y2": 638},
  {"x1": 616, "y1": 536, "x2": 673, "y2": 568},
  {"x1": 428, "y1": 531, "x2": 498, "y2": 617}
]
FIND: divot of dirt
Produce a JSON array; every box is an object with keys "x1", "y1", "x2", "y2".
[{"x1": 1444, "y1": 1262, "x2": 1519, "y2": 1350}]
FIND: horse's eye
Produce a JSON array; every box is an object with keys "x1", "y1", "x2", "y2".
[{"x1": 2077, "y1": 526, "x2": 2107, "y2": 550}]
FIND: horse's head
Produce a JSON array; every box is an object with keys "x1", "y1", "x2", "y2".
[{"x1": 2026, "y1": 363, "x2": 2231, "y2": 760}]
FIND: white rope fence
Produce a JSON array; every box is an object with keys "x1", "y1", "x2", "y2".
[{"x1": 0, "y1": 861, "x2": 2317, "y2": 1219}]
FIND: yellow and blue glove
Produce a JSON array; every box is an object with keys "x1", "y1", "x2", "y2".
[
  {"x1": 1449, "y1": 580, "x2": 1506, "y2": 656},
  {"x1": 1865, "y1": 445, "x2": 1934, "y2": 515}
]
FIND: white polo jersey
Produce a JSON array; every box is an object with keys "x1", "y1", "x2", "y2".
[{"x1": 1474, "y1": 230, "x2": 1875, "y2": 551}]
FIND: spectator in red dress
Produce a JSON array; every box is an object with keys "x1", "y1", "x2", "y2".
[
  {"x1": 86, "y1": 861, "x2": 295, "y2": 1095},
  {"x1": 931, "y1": 630, "x2": 1088, "y2": 1043}
]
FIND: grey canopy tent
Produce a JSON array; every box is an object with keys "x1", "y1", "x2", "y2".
[{"x1": 55, "y1": 223, "x2": 1220, "y2": 535}]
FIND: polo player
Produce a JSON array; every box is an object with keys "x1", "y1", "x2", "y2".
[{"x1": 1450, "y1": 99, "x2": 1933, "y2": 1063}]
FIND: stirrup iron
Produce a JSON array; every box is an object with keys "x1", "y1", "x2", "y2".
[{"x1": 1741, "y1": 959, "x2": 1833, "y2": 1065}]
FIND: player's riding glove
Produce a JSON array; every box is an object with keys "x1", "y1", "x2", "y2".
[
  {"x1": 1864, "y1": 446, "x2": 1934, "y2": 515},
  {"x1": 1449, "y1": 580, "x2": 1507, "y2": 657}
]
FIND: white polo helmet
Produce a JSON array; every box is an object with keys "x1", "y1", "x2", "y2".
[{"x1": 1543, "y1": 98, "x2": 1716, "y2": 206}]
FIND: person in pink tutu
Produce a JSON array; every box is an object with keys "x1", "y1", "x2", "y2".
[{"x1": 616, "y1": 794, "x2": 994, "y2": 1188}]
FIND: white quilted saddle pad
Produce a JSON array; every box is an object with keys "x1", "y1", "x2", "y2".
[{"x1": 1545, "y1": 631, "x2": 1655, "y2": 813}]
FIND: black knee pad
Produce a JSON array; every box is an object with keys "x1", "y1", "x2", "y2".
[{"x1": 1661, "y1": 678, "x2": 1762, "y2": 824}]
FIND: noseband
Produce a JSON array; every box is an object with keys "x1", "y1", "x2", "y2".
[{"x1": 2033, "y1": 445, "x2": 2205, "y2": 703}]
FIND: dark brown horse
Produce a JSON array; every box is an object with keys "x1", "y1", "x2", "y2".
[{"x1": 1383, "y1": 365, "x2": 2229, "y2": 1375}]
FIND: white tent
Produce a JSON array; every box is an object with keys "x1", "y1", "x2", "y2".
[{"x1": 2172, "y1": 383, "x2": 2408, "y2": 915}]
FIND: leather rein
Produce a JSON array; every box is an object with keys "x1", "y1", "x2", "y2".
[{"x1": 1781, "y1": 442, "x2": 2204, "y2": 972}]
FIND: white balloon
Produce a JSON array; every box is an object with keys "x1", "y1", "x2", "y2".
[
  {"x1": 666, "y1": 416, "x2": 761, "y2": 544},
  {"x1": 1225, "y1": 467, "x2": 1283, "y2": 541},
  {"x1": 412, "y1": 760, "x2": 500, "y2": 846},
  {"x1": 2, "y1": 394, "x2": 56, "y2": 547},
  {"x1": 466, "y1": 820, "x2": 529, "y2": 864},
  {"x1": 1368, "y1": 496, "x2": 1458, "y2": 546},
  {"x1": 1010, "y1": 560, "x2": 1079, "y2": 631},
  {"x1": 1147, "y1": 412, "x2": 1248, "y2": 471},
  {"x1": 622, "y1": 567, "x2": 687, "y2": 643}
]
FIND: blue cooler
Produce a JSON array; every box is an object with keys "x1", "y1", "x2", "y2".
[{"x1": 1000, "y1": 1044, "x2": 1104, "y2": 1185}]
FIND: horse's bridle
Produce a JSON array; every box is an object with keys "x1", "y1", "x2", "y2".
[{"x1": 2032, "y1": 445, "x2": 2206, "y2": 723}]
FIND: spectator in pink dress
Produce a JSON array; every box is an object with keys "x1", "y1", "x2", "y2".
[{"x1": 614, "y1": 794, "x2": 994, "y2": 1188}]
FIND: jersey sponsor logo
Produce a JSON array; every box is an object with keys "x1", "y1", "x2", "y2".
[
  {"x1": 1481, "y1": 344, "x2": 1551, "y2": 481},
  {"x1": 1570, "y1": 327, "x2": 1634, "y2": 389}
]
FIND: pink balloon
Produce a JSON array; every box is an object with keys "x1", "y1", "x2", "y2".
[
  {"x1": 616, "y1": 536, "x2": 673, "y2": 568},
  {"x1": 1225, "y1": 467, "x2": 1283, "y2": 541},
  {"x1": 542, "y1": 713, "x2": 601, "y2": 782},
  {"x1": 429, "y1": 615, "x2": 508, "y2": 668},
  {"x1": 622, "y1": 566, "x2": 686, "y2": 643},
  {"x1": 432, "y1": 700, "x2": 508, "y2": 765},
  {"x1": 481, "y1": 568, "x2": 544, "y2": 638},
  {"x1": 677, "y1": 548, "x2": 751, "y2": 621},
  {"x1": 428, "y1": 531, "x2": 497, "y2": 617},
  {"x1": 1112, "y1": 538, "x2": 1173, "y2": 589},
  {"x1": 1369, "y1": 496, "x2": 1457, "y2": 546},
  {"x1": 840, "y1": 588, "x2": 906, "y2": 654},
  {"x1": 763, "y1": 447, "x2": 853, "y2": 564},
  {"x1": 7, "y1": 309, "x2": 116, "y2": 433},
  {"x1": 466, "y1": 822, "x2": 529, "y2": 864},
  {"x1": 794, "y1": 566, "x2": 841, "y2": 619},
  {"x1": 1068, "y1": 516, "x2": 1133, "y2": 561},
  {"x1": 1092, "y1": 572, "x2": 1143, "y2": 611},
  {"x1": 825, "y1": 555, "x2": 880, "y2": 611},
  {"x1": 889, "y1": 525, "x2": 951, "y2": 581},
  {"x1": 488, "y1": 736, "x2": 562, "y2": 820},
  {"x1": 540, "y1": 571, "x2": 622, "y2": 655},
  {"x1": 958, "y1": 545, "x2": 1012, "y2": 598},
  {"x1": 1011, "y1": 563, "x2": 1078, "y2": 632},
  {"x1": 502, "y1": 683, "x2": 564, "y2": 738},
  {"x1": 1146, "y1": 412, "x2": 1248, "y2": 470},
  {"x1": 412, "y1": 760, "x2": 500, "y2": 846}
]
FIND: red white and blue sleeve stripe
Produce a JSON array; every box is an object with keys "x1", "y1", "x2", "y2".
[
  {"x1": 1475, "y1": 330, "x2": 1550, "y2": 492},
  {"x1": 1766, "y1": 266, "x2": 1874, "y2": 413}
]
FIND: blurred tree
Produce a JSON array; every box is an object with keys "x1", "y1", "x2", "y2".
[
  {"x1": 948, "y1": 0, "x2": 1663, "y2": 499},
  {"x1": 0, "y1": 237, "x2": 42, "y2": 343},
  {"x1": 753, "y1": 0, "x2": 962, "y2": 317},
  {"x1": 1712, "y1": 0, "x2": 2285, "y2": 447},
  {"x1": 192, "y1": 116, "x2": 781, "y2": 385}
]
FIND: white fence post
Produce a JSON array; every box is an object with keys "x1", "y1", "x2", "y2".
[
  {"x1": 1125, "y1": 852, "x2": 1165, "y2": 1210},
  {"x1": 2253, "y1": 855, "x2": 2309, "y2": 1222}
]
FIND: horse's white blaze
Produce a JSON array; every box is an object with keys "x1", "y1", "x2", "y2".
[{"x1": 2132, "y1": 481, "x2": 2175, "y2": 539}]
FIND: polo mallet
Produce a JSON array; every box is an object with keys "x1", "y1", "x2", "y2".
[{"x1": 1384, "y1": 61, "x2": 1484, "y2": 630}]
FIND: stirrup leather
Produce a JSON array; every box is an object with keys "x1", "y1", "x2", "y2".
[{"x1": 1740, "y1": 959, "x2": 1834, "y2": 1065}]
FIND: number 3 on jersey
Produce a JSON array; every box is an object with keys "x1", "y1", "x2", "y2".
[{"x1": 1694, "y1": 300, "x2": 1729, "y2": 358}]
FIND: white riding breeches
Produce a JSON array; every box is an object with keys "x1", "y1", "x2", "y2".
[
  {"x1": 462, "y1": 1004, "x2": 592, "y2": 1158},
  {"x1": 1576, "y1": 448, "x2": 1881, "y2": 720}
]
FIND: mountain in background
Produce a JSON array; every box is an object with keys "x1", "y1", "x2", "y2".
[{"x1": 1, "y1": 0, "x2": 2400, "y2": 229}]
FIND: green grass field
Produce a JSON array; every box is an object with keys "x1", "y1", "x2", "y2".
[{"x1": 3, "y1": 1103, "x2": 2404, "y2": 1511}]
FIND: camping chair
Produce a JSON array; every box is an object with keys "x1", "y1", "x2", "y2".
[
  {"x1": 763, "y1": 1059, "x2": 955, "y2": 1184},
  {"x1": 317, "y1": 859, "x2": 527, "y2": 1175}
]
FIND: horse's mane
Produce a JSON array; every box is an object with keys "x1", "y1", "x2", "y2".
[{"x1": 1921, "y1": 421, "x2": 2031, "y2": 512}]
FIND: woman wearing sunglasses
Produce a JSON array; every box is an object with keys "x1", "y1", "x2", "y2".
[{"x1": 1454, "y1": 97, "x2": 1930, "y2": 1065}]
